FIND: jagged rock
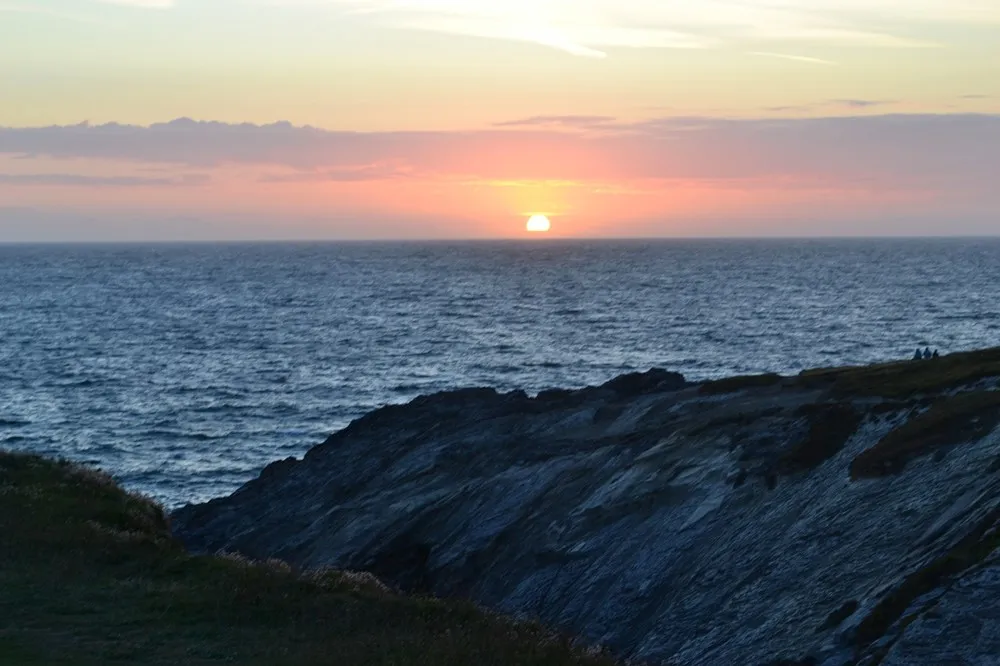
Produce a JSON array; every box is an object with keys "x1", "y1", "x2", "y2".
[
  {"x1": 600, "y1": 368, "x2": 687, "y2": 398},
  {"x1": 172, "y1": 352, "x2": 1000, "y2": 666}
]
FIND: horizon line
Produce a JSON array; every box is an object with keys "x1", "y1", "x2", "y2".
[{"x1": 4, "y1": 234, "x2": 1000, "y2": 246}]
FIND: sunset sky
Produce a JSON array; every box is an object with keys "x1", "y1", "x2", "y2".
[{"x1": 1, "y1": 0, "x2": 998, "y2": 240}]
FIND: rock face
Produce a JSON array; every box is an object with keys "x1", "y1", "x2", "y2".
[{"x1": 172, "y1": 352, "x2": 1000, "y2": 666}]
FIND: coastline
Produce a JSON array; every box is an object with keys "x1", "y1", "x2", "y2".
[
  {"x1": 6, "y1": 348, "x2": 1000, "y2": 665},
  {"x1": 172, "y1": 347, "x2": 1000, "y2": 665}
]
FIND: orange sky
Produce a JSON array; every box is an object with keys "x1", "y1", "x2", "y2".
[
  {"x1": 1, "y1": 113, "x2": 996, "y2": 240},
  {"x1": 1, "y1": 0, "x2": 999, "y2": 239}
]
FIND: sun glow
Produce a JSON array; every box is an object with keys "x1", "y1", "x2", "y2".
[{"x1": 526, "y1": 214, "x2": 551, "y2": 233}]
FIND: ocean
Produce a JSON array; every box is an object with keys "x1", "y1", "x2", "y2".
[{"x1": 2, "y1": 239, "x2": 998, "y2": 508}]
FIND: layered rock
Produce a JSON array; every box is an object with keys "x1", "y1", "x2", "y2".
[{"x1": 172, "y1": 350, "x2": 1000, "y2": 666}]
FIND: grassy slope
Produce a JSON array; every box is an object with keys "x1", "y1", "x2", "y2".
[
  {"x1": 801, "y1": 347, "x2": 1000, "y2": 398},
  {"x1": 696, "y1": 348, "x2": 1000, "y2": 399},
  {"x1": 0, "y1": 452, "x2": 614, "y2": 666}
]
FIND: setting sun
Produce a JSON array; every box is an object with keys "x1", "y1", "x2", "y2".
[{"x1": 526, "y1": 215, "x2": 552, "y2": 233}]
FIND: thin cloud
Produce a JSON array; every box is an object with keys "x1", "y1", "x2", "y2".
[
  {"x1": 764, "y1": 100, "x2": 896, "y2": 113},
  {"x1": 390, "y1": 13, "x2": 708, "y2": 57},
  {"x1": 0, "y1": 173, "x2": 209, "y2": 187},
  {"x1": 765, "y1": 105, "x2": 817, "y2": 113},
  {"x1": 326, "y1": 0, "x2": 970, "y2": 56},
  {"x1": 960, "y1": 94, "x2": 992, "y2": 100},
  {"x1": 260, "y1": 163, "x2": 414, "y2": 182},
  {"x1": 831, "y1": 99, "x2": 896, "y2": 108},
  {"x1": 2, "y1": 115, "x2": 998, "y2": 192},
  {"x1": 750, "y1": 52, "x2": 837, "y2": 65},
  {"x1": 494, "y1": 115, "x2": 617, "y2": 128}
]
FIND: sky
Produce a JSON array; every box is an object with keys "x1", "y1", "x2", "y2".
[{"x1": 1, "y1": 0, "x2": 998, "y2": 240}]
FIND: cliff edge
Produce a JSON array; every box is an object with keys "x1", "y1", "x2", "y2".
[{"x1": 172, "y1": 349, "x2": 1000, "y2": 666}]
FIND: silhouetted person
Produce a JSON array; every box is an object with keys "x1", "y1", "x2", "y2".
[
  {"x1": 933, "y1": 349, "x2": 940, "y2": 359},
  {"x1": 914, "y1": 348, "x2": 924, "y2": 361},
  {"x1": 923, "y1": 347, "x2": 933, "y2": 360}
]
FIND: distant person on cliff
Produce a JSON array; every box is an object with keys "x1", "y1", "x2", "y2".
[
  {"x1": 933, "y1": 349, "x2": 940, "y2": 359},
  {"x1": 924, "y1": 347, "x2": 933, "y2": 360},
  {"x1": 914, "y1": 348, "x2": 925, "y2": 361}
]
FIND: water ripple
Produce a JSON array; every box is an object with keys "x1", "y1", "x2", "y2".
[{"x1": 2, "y1": 239, "x2": 999, "y2": 507}]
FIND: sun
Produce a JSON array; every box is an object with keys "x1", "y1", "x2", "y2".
[{"x1": 526, "y1": 214, "x2": 551, "y2": 233}]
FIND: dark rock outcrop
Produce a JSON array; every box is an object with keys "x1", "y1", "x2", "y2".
[
  {"x1": 600, "y1": 368, "x2": 687, "y2": 398},
  {"x1": 172, "y1": 350, "x2": 1000, "y2": 666}
]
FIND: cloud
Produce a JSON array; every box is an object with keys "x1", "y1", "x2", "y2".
[
  {"x1": 493, "y1": 115, "x2": 617, "y2": 128},
  {"x1": 831, "y1": 99, "x2": 896, "y2": 108},
  {"x1": 765, "y1": 105, "x2": 817, "y2": 113},
  {"x1": 259, "y1": 163, "x2": 413, "y2": 182},
  {"x1": 338, "y1": 1, "x2": 713, "y2": 56},
  {"x1": 15, "y1": 0, "x2": 988, "y2": 58},
  {"x1": 764, "y1": 99, "x2": 898, "y2": 113},
  {"x1": 2, "y1": 115, "x2": 998, "y2": 194},
  {"x1": 324, "y1": 0, "x2": 980, "y2": 56},
  {"x1": 0, "y1": 173, "x2": 209, "y2": 187},
  {"x1": 750, "y1": 52, "x2": 837, "y2": 66},
  {"x1": 960, "y1": 94, "x2": 992, "y2": 100}
]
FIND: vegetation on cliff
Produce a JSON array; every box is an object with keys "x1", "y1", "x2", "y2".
[
  {"x1": 0, "y1": 451, "x2": 614, "y2": 666},
  {"x1": 799, "y1": 347, "x2": 1000, "y2": 398},
  {"x1": 697, "y1": 372, "x2": 783, "y2": 395},
  {"x1": 851, "y1": 390, "x2": 1000, "y2": 479}
]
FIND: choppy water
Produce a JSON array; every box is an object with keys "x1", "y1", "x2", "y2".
[{"x1": 2, "y1": 239, "x2": 999, "y2": 507}]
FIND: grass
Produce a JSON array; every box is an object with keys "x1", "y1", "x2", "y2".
[
  {"x1": 698, "y1": 373, "x2": 783, "y2": 396},
  {"x1": 0, "y1": 451, "x2": 616, "y2": 666},
  {"x1": 850, "y1": 390, "x2": 1000, "y2": 479},
  {"x1": 798, "y1": 347, "x2": 1000, "y2": 399}
]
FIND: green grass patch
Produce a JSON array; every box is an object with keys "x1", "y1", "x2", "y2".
[
  {"x1": 850, "y1": 390, "x2": 1000, "y2": 480},
  {"x1": 698, "y1": 373, "x2": 783, "y2": 396},
  {"x1": 798, "y1": 347, "x2": 1000, "y2": 399},
  {"x1": 0, "y1": 451, "x2": 615, "y2": 666}
]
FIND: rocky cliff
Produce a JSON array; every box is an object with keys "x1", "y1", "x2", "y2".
[{"x1": 172, "y1": 349, "x2": 1000, "y2": 666}]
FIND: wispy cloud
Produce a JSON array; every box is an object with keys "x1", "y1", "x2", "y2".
[
  {"x1": 493, "y1": 115, "x2": 617, "y2": 128},
  {"x1": 763, "y1": 99, "x2": 897, "y2": 113},
  {"x1": 750, "y1": 52, "x2": 837, "y2": 65},
  {"x1": 831, "y1": 99, "x2": 896, "y2": 108},
  {"x1": 765, "y1": 105, "x2": 817, "y2": 113},
  {"x1": 0, "y1": 173, "x2": 209, "y2": 187},
  {"x1": 384, "y1": 11, "x2": 708, "y2": 57},
  {"x1": 260, "y1": 163, "x2": 413, "y2": 182},
  {"x1": 322, "y1": 0, "x2": 980, "y2": 56},
  {"x1": 18, "y1": 0, "x2": 992, "y2": 57}
]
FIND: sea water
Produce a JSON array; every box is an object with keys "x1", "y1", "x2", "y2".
[{"x1": 2, "y1": 239, "x2": 998, "y2": 507}]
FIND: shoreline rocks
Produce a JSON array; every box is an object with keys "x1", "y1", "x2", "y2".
[{"x1": 172, "y1": 349, "x2": 1000, "y2": 666}]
